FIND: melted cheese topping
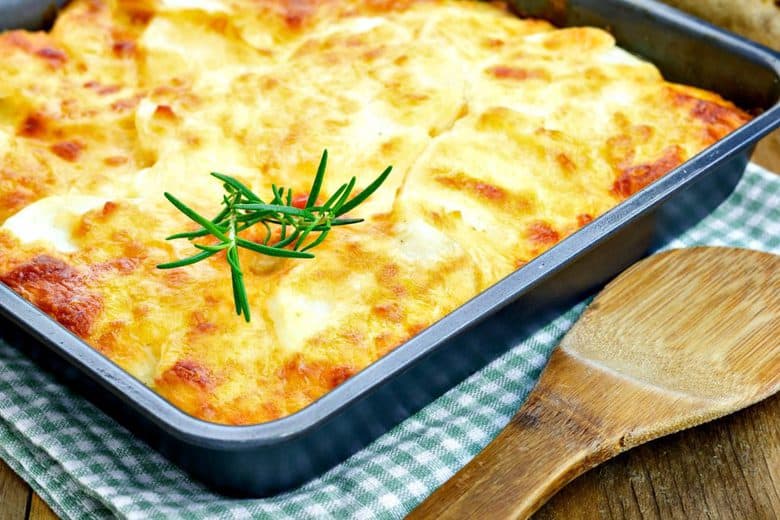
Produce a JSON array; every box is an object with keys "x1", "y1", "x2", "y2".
[{"x1": 0, "y1": 0, "x2": 750, "y2": 424}]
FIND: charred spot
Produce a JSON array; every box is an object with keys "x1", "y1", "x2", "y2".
[
  {"x1": 391, "y1": 283, "x2": 407, "y2": 297},
  {"x1": 129, "y1": 10, "x2": 153, "y2": 24},
  {"x1": 474, "y1": 181, "x2": 505, "y2": 200},
  {"x1": 691, "y1": 99, "x2": 746, "y2": 125},
  {"x1": 671, "y1": 90, "x2": 751, "y2": 141},
  {"x1": 112, "y1": 39, "x2": 136, "y2": 58},
  {"x1": 612, "y1": 145, "x2": 684, "y2": 198},
  {"x1": 0, "y1": 255, "x2": 102, "y2": 337},
  {"x1": 372, "y1": 302, "x2": 404, "y2": 322},
  {"x1": 96, "y1": 331, "x2": 117, "y2": 353},
  {"x1": 209, "y1": 17, "x2": 228, "y2": 33},
  {"x1": 0, "y1": 189, "x2": 35, "y2": 214},
  {"x1": 577, "y1": 213, "x2": 594, "y2": 227},
  {"x1": 280, "y1": 354, "x2": 355, "y2": 392},
  {"x1": 35, "y1": 47, "x2": 67, "y2": 66},
  {"x1": 50, "y1": 140, "x2": 84, "y2": 162},
  {"x1": 435, "y1": 174, "x2": 506, "y2": 201},
  {"x1": 168, "y1": 360, "x2": 215, "y2": 389},
  {"x1": 406, "y1": 322, "x2": 427, "y2": 338},
  {"x1": 153, "y1": 104, "x2": 176, "y2": 120},
  {"x1": 488, "y1": 65, "x2": 546, "y2": 81},
  {"x1": 327, "y1": 366, "x2": 354, "y2": 388},
  {"x1": 93, "y1": 82, "x2": 116, "y2": 95},
  {"x1": 556, "y1": 153, "x2": 576, "y2": 172},
  {"x1": 527, "y1": 221, "x2": 560, "y2": 245},
  {"x1": 110, "y1": 258, "x2": 138, "y2": 273},
  {"x1": 95, "y1": 320, "x2": 124, "y2": 354},
  {"x1": 84, "y1": 81, "x2": 120, "y2": 95},
  {"x1": 164, "y1": 270, "x2": 190, "y2": 287},
  {"x1": 110, "y1": 96, "x2": 141, "y2": 112},
  {"x1": 133, "y1": 304, "x2": 150, "y2": 318},
  {"x1": 151, "y1": 85, "x2": 175, "y2": 97},
  {"x1": 86, "y1": 0, "x2": 105, "y2": 14},
  {"x1": 363, "y1": 46, "x2": 385, "y2": 60},
  {"x1": 91, "y1": 257, "x2": 138, "y2": 276},
  {"x1": 190, "y1": 311, "x2": 218, "y2": 335},
  {"x1": 632, "y1": 124, "x2": 653, "y2": 141},
  {"x1": 373, "y1": 331, "x2": 395, "y2": 353},
  {"x1": 484, "y1": 38, "x2": 505, "y2": 48},
  {"x1": 18, "y1": 112, "x2": 48, "y2": 138},
  {"x1": 379, "y1": 263, "x2": 399, "y2": 280},
  {"x1": 104, "y1": 155, "x2": 128, "y2": 166},
  {"x1": 283, "y1": 0, "x2": 315, "y2": 28},
  {"x1": 122, "y1": 240, "x2": 148, "y2": 260},
  {"x1": 365, "y1": 0, "x2": 420, "y2": 13}
]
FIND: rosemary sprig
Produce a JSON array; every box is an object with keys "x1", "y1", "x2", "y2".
[{"x1": 157, "y1": 149, "x2": 392, "y2": 321}]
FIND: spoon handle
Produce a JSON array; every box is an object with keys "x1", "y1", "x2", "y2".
[{"x1": 408, "y1": 350, "x2": 620, "y2": 520}]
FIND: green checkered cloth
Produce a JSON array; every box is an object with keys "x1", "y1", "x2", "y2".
[{"x1": 1, "y1": 162, "x2": 778, "y2": 519}]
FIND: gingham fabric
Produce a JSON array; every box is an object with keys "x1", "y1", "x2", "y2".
[{"x1": 1, "y1": 162, "x2": 778, "y2": 519}]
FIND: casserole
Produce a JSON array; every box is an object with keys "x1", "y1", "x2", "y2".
[
  {"x1": 0, "y1": 0, "x2": 778, "y2": 495},
  {"x1": 0, "y1": 0, "x2": 753, "y2": 426}
]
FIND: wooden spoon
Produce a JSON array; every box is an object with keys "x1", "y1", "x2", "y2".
[{"x1": 410, "y1": 247, "x2": 780, "y2": 520}]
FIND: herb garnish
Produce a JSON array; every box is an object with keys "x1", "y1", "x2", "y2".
[{"x1": 157, "y1": 149, "x2": 392, "y2": 322}]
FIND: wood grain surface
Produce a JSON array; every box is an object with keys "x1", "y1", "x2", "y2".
[{"x1": 535, "y1": 393, "x2": 780, "y2": 520}]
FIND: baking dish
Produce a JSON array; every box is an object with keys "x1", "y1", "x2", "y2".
[{"x1": 0, "y1": 0, "x2": 778, "y2": 496}]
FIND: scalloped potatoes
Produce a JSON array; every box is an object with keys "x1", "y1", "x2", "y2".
[{"x1": 0, "y1": 0, "x2": 749, "y2": 424}]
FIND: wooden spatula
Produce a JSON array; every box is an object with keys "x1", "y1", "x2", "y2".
[{"x1": 410, "y1": 246, "x2": 780, "y2": 520}]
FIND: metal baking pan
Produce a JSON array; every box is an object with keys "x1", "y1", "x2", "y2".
[{"x1": 1, "y1": 0, "x2": 778, "y2": 497}]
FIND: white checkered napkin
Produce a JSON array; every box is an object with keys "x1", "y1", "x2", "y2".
[{"x1": 0, "y1": 162, "x2": 778, "y2": 520}]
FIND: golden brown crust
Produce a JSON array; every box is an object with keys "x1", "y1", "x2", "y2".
[{"x1": 0, "y1": 0, "x2": 750, "y2": 424}]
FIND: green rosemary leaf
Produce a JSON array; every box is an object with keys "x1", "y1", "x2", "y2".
[
  {"x1": 194, "y1": 243, "x2": 230, "y2": 253},
  {"x1": 236, "y1": 237, "x2": 314, "y2": 258},
  {"x1": 274, "y1": 229, "x2": 300, "y2": 249},
  {"x1": 333, "y1": 176, "x2": 357, "y2": 212},
  {"x1": 261, "y1": 220, "x2": 272, "y2": 244},
  {"x1": 301, "y1": 228, "x2": 331, "y2": 252},
  {"x1": 164, "y1": 192, "x2": 229, "y2": 242},
  {"x1": 228, "y1": 250, "x2": 250, "y2": 321},
  {"x1": 156, "y1": 249, "x2": 218, "y2": 269},
  {"x1": 165, "y1": 228, "x2": 212, "y2": 240},
  {"x1": 271, "y1": 185, "x2": 284, "y2": 205},
  {"x1": 330, "y1": 217, "x2": 364, "y2": 226},
  {"x1": 233, "y1": 203, "x2": 312, "y2": 217},
  {"x1": 336, "y1": 165, "x2": 393, "y2": 216},
  {"x1": 322, "y1": 182, "x2": 349, "y2": 210},
  {"x1": 307, "y1": 149, "x2": 327, "y2": 208},
  {"x1": 294, "y1": 222, "x2": 318, "y2": 251},
  {"x1": 210, "y1": 172, "x2": 261, "y2": 202}
]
